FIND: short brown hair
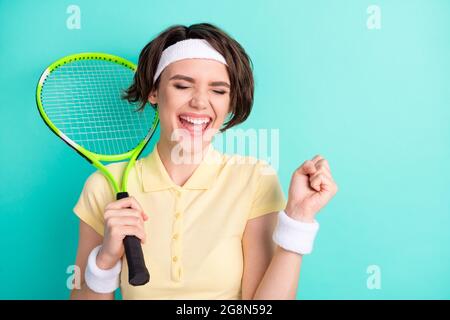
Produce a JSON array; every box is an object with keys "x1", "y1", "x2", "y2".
[{"x1": 123, "y1": 23, "x2": 254, "y2": 132}]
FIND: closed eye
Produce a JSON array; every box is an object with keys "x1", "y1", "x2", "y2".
[{"x1": 174, "y1": 84, "x2": 226, "y2": 95}]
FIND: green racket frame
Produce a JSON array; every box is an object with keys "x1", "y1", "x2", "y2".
[{"x1": 36, "y1": 52, "x2": 159, "y2": 194}]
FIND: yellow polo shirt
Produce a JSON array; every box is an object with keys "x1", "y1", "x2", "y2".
[{"x1": 73, "y1": 144, "x2": 287, "y2": 299}]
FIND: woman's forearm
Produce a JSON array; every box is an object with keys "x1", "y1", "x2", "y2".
[
  {"x1": 252, "y1": 152, "x2": 338, "y2": 299},
  {"x1": 252, "y1": 246, "x2": 302, "y2": 300},
  {"x1": 69, "y1": 283, "x2": 115, "y2": 300}
]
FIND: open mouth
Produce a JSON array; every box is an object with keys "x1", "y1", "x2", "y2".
[{"x1": 178, "y1": 114, "x2": 212, "y2": 135}]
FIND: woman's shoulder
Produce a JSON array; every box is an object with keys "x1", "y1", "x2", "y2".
[{"x1": 213, "y1": 150, "x2": 277, "y2": 178}]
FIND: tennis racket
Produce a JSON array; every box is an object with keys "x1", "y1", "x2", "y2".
[{"x1": 36, "y1": 52, "x2": 159, "y2": 286}]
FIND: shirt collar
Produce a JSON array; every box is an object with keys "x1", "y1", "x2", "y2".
[{"x1": 141, "y1": 143, "x2": 222, "y2": 192}]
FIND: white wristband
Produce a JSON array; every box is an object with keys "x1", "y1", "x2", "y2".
[
  {"x1": 84, "y1": 245, "x2": 122, "y2": 294},
  {"x1": 272, "y1": 210, "x2": 320, "y2": 255}
]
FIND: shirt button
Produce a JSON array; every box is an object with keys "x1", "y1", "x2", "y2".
[
  {"x1": 172, "y1": 256, "x2": 178, "y2": 262},
  {"x1": 175, "y1": 212, "x2": 181, "y2": 219},
  {"x1": 172, "y1": 233, "x2": 179, "y2": 240}
]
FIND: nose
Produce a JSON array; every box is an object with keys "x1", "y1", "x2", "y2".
[{"x1": 189, "y1": 89, "x2": 208, "y2": 110}]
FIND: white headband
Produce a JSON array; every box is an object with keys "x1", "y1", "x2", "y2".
[{"x1": 153, "y1": 39, "x2": 228, "y2": 84}]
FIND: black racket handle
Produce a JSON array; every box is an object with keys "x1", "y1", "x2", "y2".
[{"x1": 116, "y1": 191, "x2": 150, "y2": 286}]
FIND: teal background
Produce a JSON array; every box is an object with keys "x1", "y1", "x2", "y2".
[{"x1": 1, "y1": 0, "x2": 449, "y2": 299}]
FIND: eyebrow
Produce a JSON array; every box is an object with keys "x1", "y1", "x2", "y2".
[{"x1": 169, "y1": 74, "x2": 230, "y2": 88}]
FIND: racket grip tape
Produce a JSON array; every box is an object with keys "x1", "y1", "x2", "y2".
[{"x1": 116, "y1": 191, "x2": 150, "y2": 286}]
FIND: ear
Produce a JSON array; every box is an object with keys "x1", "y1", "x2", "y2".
[{"x1": 148, "y1": 89, "x2": 158, "y2": 105}]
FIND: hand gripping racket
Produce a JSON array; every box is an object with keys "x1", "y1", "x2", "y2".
[{"x1": 36, "y1": 53, "x2": 159, "y2": 286}]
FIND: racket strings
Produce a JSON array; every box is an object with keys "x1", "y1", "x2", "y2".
[{"x1": 40, "y1": 59, "x2": 155, "y2": 155}]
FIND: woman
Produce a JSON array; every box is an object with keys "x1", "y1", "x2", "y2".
[{"x1": 70, "y1": 23, "x2": 338, "y2": 300}]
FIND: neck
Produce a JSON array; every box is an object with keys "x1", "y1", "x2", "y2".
[{"x1": 156, "y1": 138, "x2": 211, "y2": 187}]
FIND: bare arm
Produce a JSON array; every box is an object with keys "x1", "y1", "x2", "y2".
[
  {"x1": 241, "y1": 212, "x2": 301, "y2": 300},
  {"x1": 69, "y1": 220, "x2": 115, "y2": 300},
  {"x1": 243, "y1": 155, "x2": 338, "y2": 299},
  {"x1": 251, "y1": 245, "x2": 302, "y2": 300},
  {"x1": 70, "y1": 196, "x2": 147, "y2": 299}
]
